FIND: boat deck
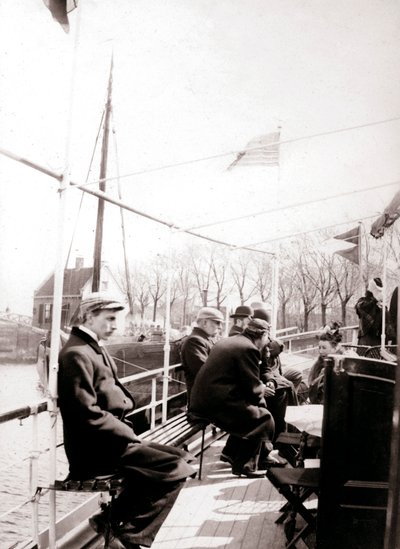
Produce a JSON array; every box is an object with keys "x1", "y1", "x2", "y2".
[
  {"x1": 152, "y1": 436, "x2": 288, "y2": 549},
  {"x1": 91, "y1": 434, "x2": 313, "y2": 549}
]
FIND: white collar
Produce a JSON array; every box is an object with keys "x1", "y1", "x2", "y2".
[{"x1": 79, "y1": 325, "x2": 103, "y2": 345}]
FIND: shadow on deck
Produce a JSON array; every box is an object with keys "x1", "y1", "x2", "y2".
[{"x1": 152, "y1": 437, "x2": 290, "y2": 549}]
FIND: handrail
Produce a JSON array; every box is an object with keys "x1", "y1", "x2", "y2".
[
  {"x1": 279, "y1": 324, "x2": 358, "y2": 343},
  {"x1": 0, "y1": 363, "x2": 184, "y2": 426},
  {"x1": 0, "y1": 325, "x2": 360, "y2": 425}
]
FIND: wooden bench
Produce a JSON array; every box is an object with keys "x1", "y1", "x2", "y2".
[{"x1": 140, "y1": 411, "x2": 216, "y2": 480}]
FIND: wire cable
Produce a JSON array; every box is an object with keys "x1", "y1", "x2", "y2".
[{"x1": 77, "y1": 115, "x2": 400, "y2": 188}]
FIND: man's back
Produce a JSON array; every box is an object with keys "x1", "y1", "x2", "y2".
[
  {"x1": 180, "y1": 326, "x2": 214, "y2": 401},
  {"x1": 190, "y1": 334, "x2": 264, "y2": 418}
]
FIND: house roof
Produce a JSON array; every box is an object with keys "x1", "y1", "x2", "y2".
[{"x1": 35, "y1": 267, "x2": 93, "y2": 297}]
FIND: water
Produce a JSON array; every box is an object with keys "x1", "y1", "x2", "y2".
[{"x1": 0, "y1": 363, "x2": 90, "y2": 548}]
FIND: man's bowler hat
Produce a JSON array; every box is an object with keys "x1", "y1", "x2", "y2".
[{"x1": 230, "y1": 305, "x2": 253, "y2": 319}]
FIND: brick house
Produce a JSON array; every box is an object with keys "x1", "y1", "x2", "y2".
[{"x1": 32, "y1": 257, "x2": 127, "y2": 332}]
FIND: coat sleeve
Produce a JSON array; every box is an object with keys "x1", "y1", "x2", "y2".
[
  {"x1": 58, "y1": 349, "x2": 140, "y2": 444},
  {"x1": 236, "y1": 347, "x2": 266, "y2": 405},
  {"x1": 181, "y1": 336, "x2": 210, "y2": 381}
]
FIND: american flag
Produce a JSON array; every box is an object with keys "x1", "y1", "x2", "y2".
[{"x1": 227, "y1": 131, "x2": 280, "y2": 170}]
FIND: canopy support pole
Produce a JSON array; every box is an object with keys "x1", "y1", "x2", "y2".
[
  {"x1": 48, "y1": 178, "x2": 68, "y2": 548},
  {"x1": 162, "y1": 229, "x2": 173, "y2": 423},
  {"x1": 47, "y1": 4, "x2": 82, "y2": 546},
  {"x1": 381, "y1": 236, "x2": 388, "y2": 352},
  {"x1": 270, "y1": 248, "x2": 280, "y2": 339}
]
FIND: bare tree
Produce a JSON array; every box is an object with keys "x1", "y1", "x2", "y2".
[
  {"x1": 291, "y1": 239, "x2": 319, "y2": 331},
  {"x1": 251, "y1": 253, "x2": 272, "y2": 303},
  {"x1": 134, "y1": 270, "x2": 150, "y2": 321},
  {"x1": 304, "y1": 247, "x2": 338, "y2": 326},
  {"x1": 331, "y1": 257, "x2": 360, "y2": 324},
  {"x1": 278, "y1": 261, "x2": 296, "y2": 328},
  {"x1": 230, "y1": 252, "x2": 257, "y2": 305},
  {"x1": 210, "y1": 248, "x2": 229, "y2": 309},
  {"x1": 189, "y1": 244, "x2": 213, "y2": 306},
  {"x1": 175, "y1": 253, "x2": 196, "y2": 325},
  {"x1": 148, "y1": 256, "x2": 167, "y2": 322}
]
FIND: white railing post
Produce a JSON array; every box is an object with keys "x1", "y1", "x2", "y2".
[
  {"x1": 29, "y1": 406, "x2": 40, "y2": 545},
  {"x1": 150, "y1": 378, "x2": 157, "y2": 430}
]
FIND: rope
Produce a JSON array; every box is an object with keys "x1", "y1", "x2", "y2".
[
  {"x1": 112, "y1": 355, "x2": 150, "y2": 372},
  {"x1": 65, "y1": 107, "x2": 106, "y2": 268}
]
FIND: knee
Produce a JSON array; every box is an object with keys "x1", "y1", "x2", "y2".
[{"x1": 282, "y1": 367, "x2": 303, "y2": 387}]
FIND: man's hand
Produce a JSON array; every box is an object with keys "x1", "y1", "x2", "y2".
[{"x1": 264, "y1": 381, "x2": 276, "y2": 397}]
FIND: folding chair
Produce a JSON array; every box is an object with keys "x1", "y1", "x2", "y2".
[{"x1": 267, "y1": 466, "x2": 319, "y2": 548}]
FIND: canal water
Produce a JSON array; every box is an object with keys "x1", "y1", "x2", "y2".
[{"x1": 0, "y1": 363, "x2": 90, "y2": 548}]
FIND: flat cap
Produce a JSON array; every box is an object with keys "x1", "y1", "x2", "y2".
[
  {"x1": 230, "y1": 305, "x2": 254, "y2": 318},
  {"x1": 244, "y1": 318, "x2": 270, "y2": 336},
  {"x1": 196, "y1": 307, "x2": 224, "y2": 322},
  {"x1": 80, "y1": 292, "x2": 125, "y2": 315}
]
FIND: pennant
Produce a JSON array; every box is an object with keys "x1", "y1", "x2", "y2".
[
  {"x1": 333, "y1": 225, "x2": 360, "y2": 265},
  {"x1": 370, "y1": 188, "x2": 400, "y2": 239},
  {"x1": 43, "y1": 0, "x2": 78, "y2": 32},
  {"x1": 227, "y1": 131, "x2": 280, "y2": 170}
]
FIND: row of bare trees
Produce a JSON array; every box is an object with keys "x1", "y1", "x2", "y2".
[{"x1": 118, "y1": 227, "x2": 399, "y2": 331}]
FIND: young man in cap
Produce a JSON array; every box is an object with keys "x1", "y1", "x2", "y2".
[
  {"x1": 58, "y1": 292, "x2": 195, "y2": 549},
  {"x1": 189, "y1": 318, "x2": 276, "y2": 477},
  {"x1": 228, "y1": 305, "x2": 254, "y2": 336},
  {"x1": 180, "y1": 306, "x2": 224, "y2": 406}
]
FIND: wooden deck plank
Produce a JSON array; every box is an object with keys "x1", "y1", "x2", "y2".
[{"x1": 153, "y1": 436, "x2": 288, "y2": 549}]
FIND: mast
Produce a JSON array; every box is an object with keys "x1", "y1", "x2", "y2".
[{"x1": 92, "y1": 58, "x2": 113, "y2": 291}]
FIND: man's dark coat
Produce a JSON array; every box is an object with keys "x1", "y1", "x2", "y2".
[
  {"x1": 189, "y1": 333, "x2": 272, "y2": 437},
  {"x1": 58, "y1": 327, "x2": 193, "y2": 481},
  {"x1": 180, "y1": 326, "x2": 214, "y2": 403}
]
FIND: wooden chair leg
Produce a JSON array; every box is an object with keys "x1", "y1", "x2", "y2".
[{"x1": 198, "y1": 425, "x2": 207, "y2": 480}]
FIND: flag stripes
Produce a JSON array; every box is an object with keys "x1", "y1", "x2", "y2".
[{"x1": 227, "y1": 131, "x2": 280, "y2": 170}]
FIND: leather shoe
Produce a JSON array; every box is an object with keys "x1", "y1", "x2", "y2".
[{"x1": 232, "y1": 466, "x2": 267, "y2": 478}]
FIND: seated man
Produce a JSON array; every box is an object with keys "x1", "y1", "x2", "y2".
[
  {"x1": 189, "y1": 318, "x2": 275, "y2": 477},
  {"x1": 58, "y1": 293, "x2": 195, "y2": 549},
  {"x1": 228, "y1": 305, "x2": 253, "y2": 336},
  {"x1": 253, "y1": 307, "x2": 304, "y2": 405},
  {"x1": 180, "y1": 307, "x2": 224, "y2": 406}
]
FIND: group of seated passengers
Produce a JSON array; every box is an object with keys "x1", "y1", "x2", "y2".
[{"x1": 182, "y1": 303, "x2": 305, "y2": 477}]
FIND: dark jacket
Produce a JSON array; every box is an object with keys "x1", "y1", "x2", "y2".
[
  {"x1": 180, "y1": 326, "x2": 214, "y2": 403},
  {"x1": 355, "y1": 292, "x2": 394, "y2": 346},
  {"x1": 189, "y1": 333, "x2": 270, "y2": 437},
  {"x1": 228, "y1": 325, "x2": 243, "y2": 336},
  {"x1": 58, "y1": 327, "x2": 139, "y2": 478}
]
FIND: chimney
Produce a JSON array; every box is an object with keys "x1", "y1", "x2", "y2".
[{"x1": 75, "y1": 256, "x2": 84, "y2": 270}]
